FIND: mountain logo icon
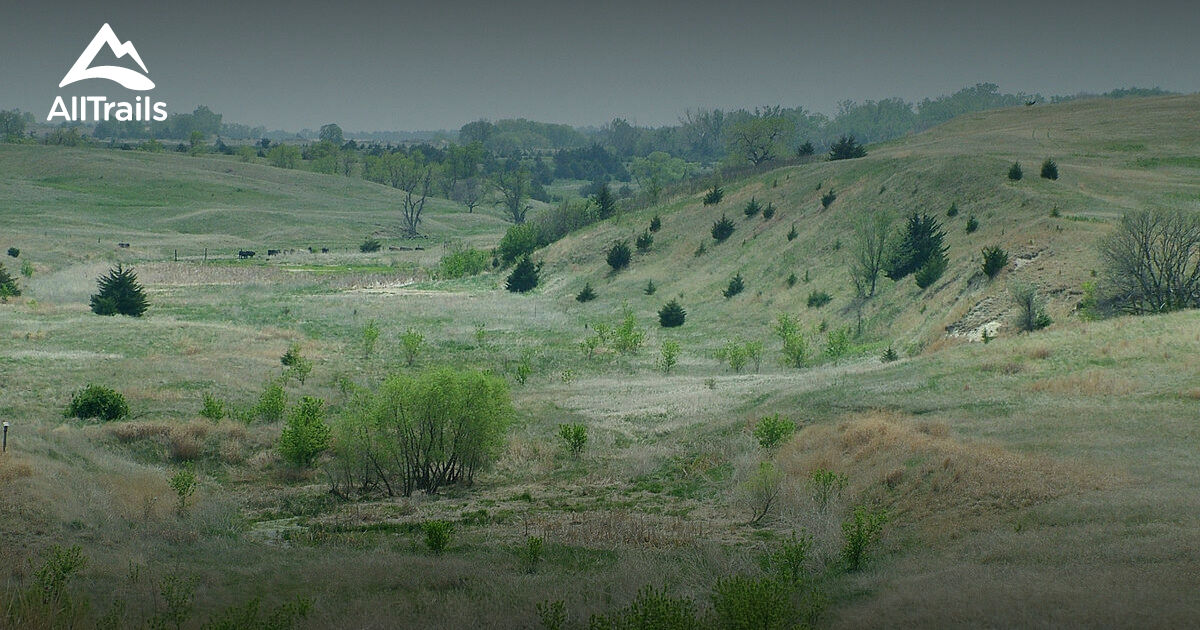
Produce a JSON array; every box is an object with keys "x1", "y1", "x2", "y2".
[{"x1": 59, "y1": 23, "x2": 155, "y2": 91}]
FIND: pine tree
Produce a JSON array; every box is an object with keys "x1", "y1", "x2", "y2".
[
  {"x1": 762, "y1": 202, "x2": 776, "y2": 220},
  {"x1": 828, "y1": 135, "x2": 866, "y2": 160},
  {"x1": 711, "y1": 214, "x2": 735, "y2": 242},
  {"x1": 0, "y1": 263, "x2": 20, "y2": 299},
  {"x1": 658, "y1": 299, "x2": 686, "y2": 327},
  {"x1": 1008, "y1": 162, "x2": 1023, "y2": 181},
  {"x1": 703, "y1": 184, "x2": 724, "y2": 205},
  {"x1": 576, "y1": 283, "x2": 596, "y2": 302},
  {"x1": 593, "y1": 183, "x2": 617, "y2": 219},
  {"x1": 797, "y1": 141, "x2": 815, "y2": 157},
  {"x1": 885, "y1": 212, "x2": 948, "y2": 281},
  {"x1": 635, "y1": 230, "x2": 653, "y2": 252},
  {"x1": 643, "y1": 280, "x2": 657, "y2": 295},
  {"x1": 506, "y1": 255, "x2": 540, "y2": 293},
  {"x1": 607, "y1": 241, "x2": 632, "y2": 271},
  {"x1": 1041, "y1": 158, "x2": 1058, "y2": 180},
  {"x1": 649, "y1": 215, "x2": 662, "y2": 232},
  {"x1": 90, "y1": 265, "x2": 148, "y2": 317},
  {"x1": 743, "y1": 197, "x2": 762, "y2": 218},
  {"x1": 723, "y1": 273, "x2": 745, "y2": 298}
]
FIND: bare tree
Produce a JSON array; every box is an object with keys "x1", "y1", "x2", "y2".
[
  {"x1": 851, "y1": 212, "x2": 892, "y2": 297},
  {"x1": 451, "y1": 177, "x2": 483, "y2": 213},
  {"x1": 491, "y1": 166, "x2": 532, "y2": 224},
  {"x1": 1101, "y1": 209, "x2": 1200, "y2": 313},
  {"x1": 395, "y1": 158, "x2": 433, "y2": 236}
]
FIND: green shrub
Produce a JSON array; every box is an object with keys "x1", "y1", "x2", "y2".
[
  {"x1": 515, "y1": 354, "x2": 533, "y2": 384},
  {"x1": 658, "y1": 299, "x2": 686, "y2": 327},
  {"x1": 89, "y1": 265, "x2": 148, "y2": 317},
  {"x1": 439, "y1": 247, "x2": 489, "y2": 279},
  {"x1": 649, "y1": 214, "x2": 662, "y2": 232},
  {"x1": 718, "y1": 340, "x2": 763, "y2": 373},
  {"x1": 711, "y1": 214, "x2": 735, "y2": 242},
  {"x1": 199, "y1": 393, "x2": 225, "y2": 422},
  {"x1": 613, "y1": 303, "x2": 646, "y2": 354},
  {"x1": 809, "y1": 469, "x2": 848, "y2": 510},
  {"x1": 278, "y1": 397, "x2": 331, "y2": 467},
  {"x1": 711, "y1": 575, "x2": 797, "y2": 630},
  {"x1": 536, "y1": 600, "x2": 568, "y2": 630},
  {"x1": 255, "y1": 378, "x2": 287, "y2": 423},
  {"x1": 806, "y1": 290, "x2": 831, "y2": 308},
  {"x1": 498, "y1": 222, "x2": 542, "y2": 265},
  {"x1": 965, "y1": 215, "x2": 979, "y2": 233},
  {"x1": 914, "y1": 255, "x2": 947, "y2": 289},
  {"x1": 754, "y1": 414, "x2": 796, "y2": 449},
  {"x1": 362, "y1": 320, "x2": 380, "y2": 359},
  {"x1": 519, "y1": 536, "x2": 544, "y2": 574},
  {"x1": 657, "y1": 340, "x2": 680, "y2": 374},
  {"x1": 820, "y1": 190, "x2": 837, "y2": 209},
  {"x1": 281, "y1": 344, "x2": 302, "y2": 367},
  {"x1": 20, "y1": 260, "x2": 33, "y2": 278},
  {"x1": 744, "y1": 461, "x2": 783, "y2": 523},
  {"x1": 703, "y1": 184, "x2": 724, "y2": 205},
  {"x1": 423, "y1": 520, "x2": 453, "y2": 554},
  {"x1": 1007, "y1": 162, "x2": 1023, "y2": 181},
  {"x1": 557, "y1": 423, "x2": 587, "y2": 458},
  {"x1": 505, "y1": 255, "x2": 541, "y2": 293},
  {"x1": 841, "y1": 505, "x2": 888, "y2": 571},
  {"x1": 400, "y1": 328, "x2": 425, "y2": 366},
  {"x1": 797, "y1": 141, "x2": 815, "y2": 156},
  {"x1": 169, "y1": 464, "x2": 198, "y2": 514},
  {"x1": 360, "y1": 237, "x2": 382, "y2": 253},
  {"x1": 607, "y1": 240, "x2": 632, "y2": 271},
  {"x1": 723, "y1": 273, "x2": 744, "y2": 298},
  {"x1": 981, "y1": 245, "x2": 1008, "y2": 279},
  {"x1": 743, "y1": 197, "x2": 762, "y2": 218},
  {"x1": 1011, "y1": 282, "x2": 1052, "y2": 332},
  {"x1": 762, "y1": 533, "x2": 814, "y2": 587},
  {"x1": 1041, "y1": 158, "x2": 1058, "y2": 180},
  {"x1": 762, "y1": 202, "x2": 776, "y2": 220},
  {"x1": 589, "y1": 586, "x2": 700, "y2": 630},
  {"x1": 0, "y1": 263, "x2": 21, "y2": 299},
  {"x1": 773, "y1": 313, "x2": 809, "y2": 368},
  {"x1": 824, "y1": 326, "x2": 852, "y2": 359},
  {"x1": 576, "y1": 283, "x2": 597, "y2": 302},
  {"x1": 65, "y1": 385, "x2": 128, "y2": 421},
  {"x1": 786, "y1": 273, "x2": 797, "y2": 287}
]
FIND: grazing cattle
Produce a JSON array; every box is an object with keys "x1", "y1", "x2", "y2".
[
  {"x1": 238, "y1": 250, "x2": 255, "y2": 259},
  {"x1": 267, "y1": 249, "x2": 280, "y2": 256},
  {"x1": 320, "y1": 248, "x2": 329, "y2": 254},
  {"x1": 118, "y1": 243, "x2": 130, "y2": 249}
]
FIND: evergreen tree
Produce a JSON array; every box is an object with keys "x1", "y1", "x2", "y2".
[
  {"x1": 828, "y1": 135, "x2": 866, "y2": 160},
  {"x1": 658, "y1": 299, "x2": 686, "y2": 327},
  {"x1": 505, "y1": 255, "x2": 540, "y2": 293},
  {"x1": 643, "y1": 280, "x2": 657, "y2": 295},
  {"x1": 1041, "y1": 158, "x2": 1058, "y2": 180},
  {"x1": 607, "y1": 240, "x2": 632, "y2": 271},
  {"x1": 593, "y1": 183, "x2": 617, "y2": 219},
  {"x1": 649, "y1": 214, "x2": 662, "y2": 232},
  {"x1": 885, "y1": 212, "x2": 948, "y2": 281},
  {"x1": 743, "y1": 197, "x2": 762, "y2": 218},
  {"x1": 723, "y1": 273, "x2": 745, "y2": 298},
  {"x1": 576, "y1": 283, "x2": 597, "y2": 302},
  {"x1": 1008, "y1": 162, "x2": 1023, "y2": 180},
  {"x1": 635, "y1": 230, "x2": 653, "y2": 252},
  {"x1": 90, "y1": 264, "x2": 148, "y2": 317},
  {"x1": 703, "y1": 184, "x2": 724, "y2": 205},
  {"x1": 762, "y1": 202, "x2": 776, "y2": 220},
  {"x1": 0, "y1": 263, "x2": 20, "y2": 299},
  {"x1": 711, "y1": 214, "x2": 736, "y2": 242},
  {"x1": 797, "y1": 141, "x2": 815, "y2": 157}
]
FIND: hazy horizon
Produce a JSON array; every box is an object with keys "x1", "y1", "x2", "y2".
[{"x1": 2, "y1": 0, "x2": 1196, "y2": 131}]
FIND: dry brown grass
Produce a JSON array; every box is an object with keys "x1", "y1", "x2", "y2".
[
  {"x1": 103, "y1": 420, "x2": 256, "y2": 463},
  {"x1": 1029, "y1": 370, "x2": 1138, "y2": 396},
  {"x1": 0, "y1": 455, "x2": 34, "y2": 485}
]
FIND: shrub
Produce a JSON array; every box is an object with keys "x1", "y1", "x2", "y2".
[
  {"x1": 806, "y1": 290, "x2": 831, "y2": 308},
  {"x1": 199, "y1": 393, "x2": 225, "y2": 422},
  {"x1": 658, "y1": 299, "x2": 686, "y2": 327},
  {"x1": 880, "y1": 345, "x2": 899, "y2": 362},
  {"x1": 723, "y1": 273, "x2": 745, "y2": 298},
  {"x1": 439, "y1": 247, "x2": 489, "y2": 279},
  {"x1": 169, "y1": 464, "x2": 198, "y2": 514},
  {"x1": 797, "y1": 141, "x2": 815, "y2": 156},
  {"x1": 824, "y1": 326, "x2": 852, "y2": 359},
  {"x1": 505, "y1": 255, "x2": 541, "y2": 293},
  {"x1": 885, "y1": 211, "x2": 948, "y2": 281},
  {"x1": 0, "y1": 263, "x2": 20, "y2": 299},
  {"x1": 981, "y1": 246, "x2": 1008, "y2": 279},
  {"x1": 519, "y1": 536, "x2": 544, "y2": 574},
  {"x1": 773, "y1": 313, "x2": 808, "y2": 368},
  {"x1": 537, "y1": 600, "x2": 567, "y2": 630},
  {"x1": 754, "y1": 414, "x2": 796, "y2": 449},
  {"x1": 606, "y1": 241, "x2": 632, "y2": 271},
  {"x1": 946, "y1": 202, "x2": 959, "y2": 217},
  {"x1": 576, "y1": 283, "x2": 597, "y2": 302},
  {"x1": 914, "y1": 255, "x2": 947, "y2": 289},
  {"x1": 362, "y1": 320, "x2": 380, "y2": 359},
  {"x1": 657, "y1": 340, "x2": 680, "y2": 374},
  {"x1": 360, "y1": 237, "x2": 382, "y2": 253},
  {"x1": 20, "y1": 260, "x2": 33, "y2": 278},
  {"x1": 762, "y1": 202, "x2": 776, "y2": 220},
  {"x1": 718, "y1": 341, "x2": 749, "y2": 373},
  {"x1": 1011, "y1": 282, "x2": 1052, "y2": 332},
  {"x1": 965, "y1": 215, "x2": 979, "y2": 233},
  {"x1": 281, "y1": 344, "x2": 303, "y2": 367},
  {"x1": 6, "y1": 247, "x2": 17, "y2": 258},
  {"x1": 557, "y1": 423, "x2": 587, "y2": 458},
  {"x1": 828, "y1": 135, "x2": 866, "y2": 160},
  {"x1": 498, "y1": 222, "x2": 541, "y2": 265},
  {"x1": 809, "y1": 469, "x2": 848, "y2": 510},
  {"x1": 745, "y1": 462, "x2": 783, "y2": 523},
  {"x1": 703, "y1": 184, "x2": 724, "y2": 205},
  {"x1": 710, "y1": 575, "x2": 798, "y2": 630},
  {"x1": 65, "y1": 385, "x2": 128, "y2": 421},
  {"x1": 1007, "y1": 162, "x2": 1023, "y2": 181},
  {"x1": 786, "y1": 273, "x2": 797, "y2": 287},
  {"x1": 400, "y1": 328, "x2": 425, "y2": 366},
  {"x1": 515, "y1": 353, "x2": 533, "y2": 385},
  {"x1": 255, "y1": 378, "x2": 287, "y2": 423},
  {"x1": 89, "y1": 265, "x2": 148, "y2": 317},
  {"x1": 423, "y1": 520, "x2": 453, "y2": 554},
  {"x1": 649, "y1": 214, "x2": 662, "y2": 232},
  {"x1": 1041, "y1": 158, "x2": 1058, "y2": 180},
  {"x1": 743, "y1": 197, "x2": 762, "y2": 218},
  {"x1": 842, "y1": 505, "x2": 888, "y2": 571},
  {"x1": 635, "y1": 230, "x2": 653, "y2": 252},
  {"x1": 643, "y1": 280, "x2": 657, "y2": 295},
  {"x1": 278, "y1": 397, "x2": 331, "y2": 467},
  {"x1": 820, "y1": 190, "x2": 836, "y2": 209},
  {"x1": 613, "y1": 303, "x2": 646, "y2": 353},
  {"x1": 588, "y1": 586, "x2": 700, "y2": 630},
  {"x1": 763, "y1": 533, "x2": 814, "y2": 587},
  {"x1": 711, "y1": 214, "x2": 735, "y2": 242}
]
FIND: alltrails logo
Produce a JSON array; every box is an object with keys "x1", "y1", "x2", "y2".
[{"x1": 47, "y1": 23, "x2": 168, "y2": 122}]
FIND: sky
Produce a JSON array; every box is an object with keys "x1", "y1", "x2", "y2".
[{"x1": 1, "y1": 0, "x2": 1196, "y2": 131}]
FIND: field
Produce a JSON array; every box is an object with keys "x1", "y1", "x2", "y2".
[{"x1": 1, "y1": 96, "x2": 1199, "y2": 628}]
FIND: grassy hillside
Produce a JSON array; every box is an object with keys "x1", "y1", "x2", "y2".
[{"x1": 0, "y1": 96, "x2": 1197, "y2": 628}]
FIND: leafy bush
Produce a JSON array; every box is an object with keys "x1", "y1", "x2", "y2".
[
  {"x1": 613, "y1": 303, "x2": 646, "y2": 353},
  {"x1": 506, "y1": 255, "x2": 541, "y2": 293},
  {"x1": 825, "y1": 326, "x2": 852, "y2": 359},
  {"x1": 723, "y1": 273, "x2": 745, "y2": 298},
  {"x1": 576, "y1": 283, "x2": 597, "y2": 302},
  {"x1": 199, "y1": 393, "x2": 225, "y2": 421},
  {"x1": 281, "y1": 344, "x2": 303, "y2": 367},
  {"x1": 658, "y1": 299, "x2": 686, "y2": 327},
  {"x1": 606, "y1": 241, "x2": 632, "y2": 271},
  {"x1": 498, "y1": 222, "x2": 542, "y2": 265},
  {"x1": 810, "y1": 469, "x2": 848, "y2": 510},
  {"x1": 1007, "y1": 162, "x2": 1023, "y2": 181},
  {"x1": 842, "y1": 505, "x2": 888, "y2": 571},
  {"x1": 423, "y1": 520, "x2": 453, "y2": 554},
  {"x1": 519, "y1": 536, "x2": 544, "y2": 574},
  {"x1": 710, "y1": 575, "x2": 798, "y2": 630},
  {"x1": 711, "y1": 214, "x2": 735, "y2": 242},
  {"x1": 753, "y1": 414, "x2": 796, "y2": 449},
  {"x1": 635, "y1": 230, "x2": 653, "y2": 252},
  {"x1": 1041, "y1": 158, "x2": 1058, "y2": 180},
  {"x1": 806, "y1": 290, "x2": 831, "y2": 308},
  {"x1": 914, "y1": 255, "x2": 947, "y2": 289},
  {"x1": 761, "y1": 202, "x2": 776, "y2": 220},
  {"x1": 20, "y1": 260, "x2": 33, "y2": 278},
  {"x1": 278, "y1": 397, "x2": 331, "y2": 468},
  {"x1": 400, "y1": 328, "x2": 425, "y2": 366},
  {"x1": 362, "y1": 320, "x2": 380, "y2": 359},
  {"x1": 657, "y1": 340, "x2": 680, "y2": 374},
  {"x1": 360, "y1": 237, "x2": 382, "y2": 253},
  {"x1": 557, "y1": 423, "x2": 587, "y2": 458},
  {"x1": 169, "y1": 465, "x2": 198, "y2": 514},
  {"x1": 773, "y1": 313, "x2": 808, "y2": 368},
  {"x1": 981, "y1": 246, "x2": 1009, "y2": 279},
  {"x1": 89, "y1": 265, "x2": 148, "y2": 317},
  {"x1": 649, "y1": 214, "x2": 662, "y2": 232},
  {"x1": 820, "y1": 190, "x2": 836, "y2": 209},
  {"x1": 65, "y1": 385, "x2": 128, "y2": 421},
  {"x1": 588, "y1": 586, "x2": 700, "y2": 630},
  {"x1": 439, "y1": 247, "x2": 489, "y2": 279},
  {"x1": 718, "y1": 341, "x2": 749, "y2": 373},
  {"x1": 965, "y1": 215, "x2": 979, "y2": 233},
  {"x1": 828, "y1": 135, "x2": 866, "y2": 160},
  {"x1": 743, "y1": 197, "x2": 762, "y2": 217},
  {"x1": 0, "y1": 263, "x2": 20, "y2": 299},
  {"x1": 885, "y1": 211, "x2": 948, "y2": 281},
  {"x1": 703, "y1": 184, "x2": 724, "y2": 205},
  {"x1": 1011, "y1": 282, "x2": 1052, "y2": 332}
]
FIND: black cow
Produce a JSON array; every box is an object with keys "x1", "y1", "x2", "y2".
[
  {"x1": 238, "y1": 250, "x2": 256, "y2": 259},
  {"x1": 267, "y1": 249, "x2": 280, "y2": 256}
]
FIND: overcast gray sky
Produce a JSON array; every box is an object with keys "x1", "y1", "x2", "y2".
[{"x1": 1, "y1": 0, "x2": 1195, "y2": 131}]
